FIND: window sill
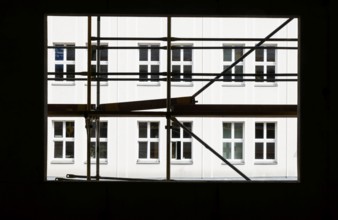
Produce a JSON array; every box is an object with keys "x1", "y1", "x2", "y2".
[
  {"x1": 222, "y1": 82, "x2": 245, "y2": 87},
  {"x1": 136, "y1": 159, "x2": 160, "y2": 164},
  {"x1": 222, "y1": 161, "x2": 244, "y2": 165},
  {"x1": 84, "y1": 160, "x2": 108, "y2": 164},
  {"x1": 172, "y1": 82, "x2": 193, "y2": 87},
  {"x1": 85, "y1": 82, "x2": 108, "y2": 86},
  {"x1": 254, "y1": 82, "x2": 277, "y2": 87},
  {"x1": 171, "y1": 160, "x2": 193, "y2": 165},
  {"x1": 254, "y1": 161, "x2": 278, "y2": 165},
  {"x1": 51, "y1": 159, "x2": 74, "y2": 164},
  {"x1": 51, "y1": 82, "x2": 75, "y2": 86},
  {"x1": 137, "y1": 82, "x2": 161, "y2": 86}
]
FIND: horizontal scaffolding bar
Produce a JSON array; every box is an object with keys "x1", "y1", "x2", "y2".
[
  {"x1": 48, "y1": 46, "x2": 87, "y2": 49},
  {"x1": 47, "y1": 78, "x2": 297, "y2": 82},
  {"x1": 90, "y1": 36, "x2": 298, "y2": 42},
  {"x1": 171, "y1": 46, "x2": 297, "y2": 50},
  {"x1": 99, "y1": 96, "x2": 195, "y2": 111},
  {"x1": 48, "y1": 104, "x2": 297, "y2": 117},
  {"x1": 65, "y1": 174, "x2": 163, "y2": 181}
]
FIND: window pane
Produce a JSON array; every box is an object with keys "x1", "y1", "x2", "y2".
[
  {"x1": 150, "y1": 142, "x2": 159, "y2": 159},
  {"x1": 172, "y1": 49, "x2": 180, "y2": 61},
  {"x1": 223, "y1": 142, "x2": 231, "y2": 159},
  {"x1": 255, "y1": 66, "x2": 264, "y2": 82},
  {"x1": 66, "y1": 65, "x2": 75, "y2": 79},
  {"x1": 91, "y1": 47, "x2": 97, "y2": 61},
  {"x1": 54, "y1": 142, "x2": 63, "y2": 158},
  {"x1": 138, "y1": 122, "x2": 147, "y2": 138},
  {"x1": 267, "y1": 49, "x2": 275, "y2": 62},
  {"x1": 183, "y1": 142, "x2": 192, "y2": 159},
  {"x1": 234, "y1": 123, "x2": 243, "y2": 138},
  {"x1": 235, "y1": 48, "x2": 243, "y2": 61},
  {"x1": 183, "y1": 122, "x2": 192, "y2": 138},
  {"x1": 172, "y1": 122, "x2": 180, "y2": 138},
  {"x1": 266, "y1": 123, "x2": 275, "y2": 139},
  {"x1": 139, "y1": 47, "x2": 148, "y2": 61},
  {"x1": 255, "y1": 143, "x2": 264, "y2": 159},
  {"x1": 55, "y1": 47, "x2": 64, "y2": 60},
  {"x1": 267, "y1": 66, "x2": 275, "y2": 82},
  {"x1": 223, "y1": 65, "x2": 232, "y2": 81},
  {"x1": 139, "y1": 65, "x2": 148, "y2": 81},
  {"x1": 255, "y1": 123, "x2": 264, "y2": 139},
  {"x1": 66, "y1": 47, "x2": 75, "y2": 61},
  {"x1": 176, "y1": 142, "x2": 181, "y2": 159},
  {"x1": 151, "y1": 46, "x2": 159, "y2": 61},
  {"x1": 138, "y1": 142, "x2": 147, "y2": 159},
  {"x1": 54, "y1": 122, "x2": 63, "y2": 137},
  {"x1": 171, "y1": 142, "x2": 177, "y2": 159},
  {"x1": 234, "y1": 143, "x2": 243, "y2": 159},
  {"x1": 90, "y1": 122, "x2": 96, "y2": 138},
  {"x1": 266, "y1": 143, "x2": 275, "y2": 159},
  {"x1": 91, "y1": 65, "x2": 97, "y2": 77},
  {"x1": 223, "y1": 123, "x2": 231, "y2": 138},
  {"x1": 223, "y1": 49, "x2": 232, "y2": 61},
  {"x1": 183, "y1": 65, "x2": 192, "y2": 82},
  {"x1": 55, "y1": 65, "x2": 63, "y2": 80},
  {"x1": 151, "y1": 65, "x2": 159, "y2": 80},
  {"x1": 99, "y1": 65, "x2": 108, "y2": 80},
  {"x1": 184, "y1": 48, "x2": 192, "y2": 61},
  {"x1": 90, "y1": 142, "x2": 96, "y2": 158},
  {"x1": 66, "y1": 122, "x2": 74, "y2": 137},
  {"x1": 172, "y1": 65, "x2": 180, "y2": 80},
  {"x1": 234, "y1": 66, "x2": 243, "y2": 82},
  {"x1": 150, "y1": 122, "x2": 159, "y2": 138},
  {"x1": 99, "y1": 142, "x2": 107, "y2": 159},
  {"x1": 100, "y1": 122, "x2": 107, "y2": 138},
  {"x1": 100, "y1": 46, "x2": 108, "y2": 61},
  {"x1": 65, "y1": 142, "x2": 74, "y2": 158},
  {"x1": 255, "y1": 49, "x2": 264, "y2": 61}
]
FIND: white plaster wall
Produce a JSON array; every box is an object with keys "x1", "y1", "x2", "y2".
[{"x1": 47, "y1": 16, "x2": 299, "y2": 180}]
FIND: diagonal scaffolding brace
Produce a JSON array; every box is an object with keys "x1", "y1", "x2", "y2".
[{"x1": 192, "y1": 18, "x2": 294, "y2": 98}]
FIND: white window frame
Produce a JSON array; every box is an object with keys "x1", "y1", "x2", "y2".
[
  {"x1": 171, "y1": 121, "x2": 193, "y2": 164},
  {"x1": 171, "y1": 44, "x2": 193, "y2": 87},
  {"x1": 222, "y1": 122, "x2": 245, "y2": 165},
  {"x1": 85, "y1": 121, "x2": 108, "y2": 164},
  {"x1": 254, "y1": 45, "x2": 277, "y2": 87},
  {"x1": 52, "y1": 43, "x2": 76, "y2": 86},
  {"x1": 222, "y1": 44, "x2": 245, "y2": 87},
  {"x1": 137, "y1": 43, "x2": 161, "y2": 86},
  {"x1": 85, "y1": 43, "x2": 109, "y2": 86},
  {"x1": 254, "y1": 122, "x2": 277, "y2": 164},
  {"x1": 137, "y1": 121, "x2": 160, "y2": 164},
  {"x1": 51, "y1": 121, "x2": 75, "y2": 164}
]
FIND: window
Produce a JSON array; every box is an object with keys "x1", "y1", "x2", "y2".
[
  {"x1": 139, "y1": 44, "x2": 160, "y2": 82},
  {"x1": 223, "y1": 45, "x2": 244, "y2": 82},
  {"x1": 138, "y1": 122, "x2": 160, "y2": 161},
  {"x1": 255, "y1": 46, "x2": 276, "y2": 82},
  {"x1": 91, "y1": 44, "x2": 108, "y2": 81},
  {"x1": 90, "y1": 121, "x2": 108, "y2": 160},
  {"x1": 222, "y1": 123, "x2": 244, "y2": 163},
  {"x1": 54, "y1": 43, "x2": 75, "y2": 81},
  {"x1": 171, "y1": 45, "x2": 193, "y2": 82},
  {"x1": 53, "y1": 121, "x2": 75, "y2": 160},
  {"x1": 171, "y1": 122, "x2": 192, "y2": 161},
  {"x1": 255, "y1": 122, "x2": 276, "y2": 162}
]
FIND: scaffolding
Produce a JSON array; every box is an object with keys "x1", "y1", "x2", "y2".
[{"x1": 47, "y1": 16, "x2": 299, "y2": 181}]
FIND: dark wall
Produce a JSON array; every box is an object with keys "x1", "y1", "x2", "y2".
[{"x1": 1, "y1": 0, "x2": 337, "y2": 219}]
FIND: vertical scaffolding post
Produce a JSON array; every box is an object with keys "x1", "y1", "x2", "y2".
[
  {"x1": 166, "y1": 16, "x2": 172, "y2": 181},
  {"x1": 86, "y1": 16, "x2": 92, "y2": 181},
  {"x1": 96, "y1": 16, "x2": 101, "y2": 181}
]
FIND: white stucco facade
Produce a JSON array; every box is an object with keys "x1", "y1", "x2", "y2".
[{"x1": 47, "y1": 16, "x2": 298, "y2": 180}]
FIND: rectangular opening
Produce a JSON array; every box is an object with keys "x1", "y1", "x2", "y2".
[{"x1": 45, "y1": 15, "x2": 299, "y2": 182}]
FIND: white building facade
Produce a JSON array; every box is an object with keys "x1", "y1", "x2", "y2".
[{"x1": 47, "y1": 16, "x2": 298, "y2": 180}]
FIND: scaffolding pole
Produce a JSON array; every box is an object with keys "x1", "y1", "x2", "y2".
[
  {"x1": 96, "y1": 16, "x2": 101, "y2": 181},
  {"x1": 166, "y1": 16, "x2": 172, "y2": 181},
  {"x1": 86, "y1": 16, "x2": 92, "y2": 181}
]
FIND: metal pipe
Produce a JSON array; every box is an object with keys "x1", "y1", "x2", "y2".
[
  {"x1": 47, "y1": 72, "x2": 298, "y2": 76},
  {"x1": 172, "y1": 37, "x2": 298, "y2": 42},
  {"x1": 66, "y1": 174, "x2": 163, "y2": 182},
  {"x1": 192, "y1": 18, "x2": 294, "y2": 98},
  {"x1": 166, "y1": 16, "x2": 172, "y2": 181},
  {"x1": 48, "y1": 78, "x2": 297, "y2": 82},
  {"x1": 96, "y1": 16, "x2": 101, "y2": 181},
  {"x1": 171, "y1": 117, "x2": 251, "y2": 181},
  {"x1": 86, "y1": 16, "x2": 92, "y2": 181},
  {"x1": 171, "y1": 46, "x2": 297, "y2": 50}
]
